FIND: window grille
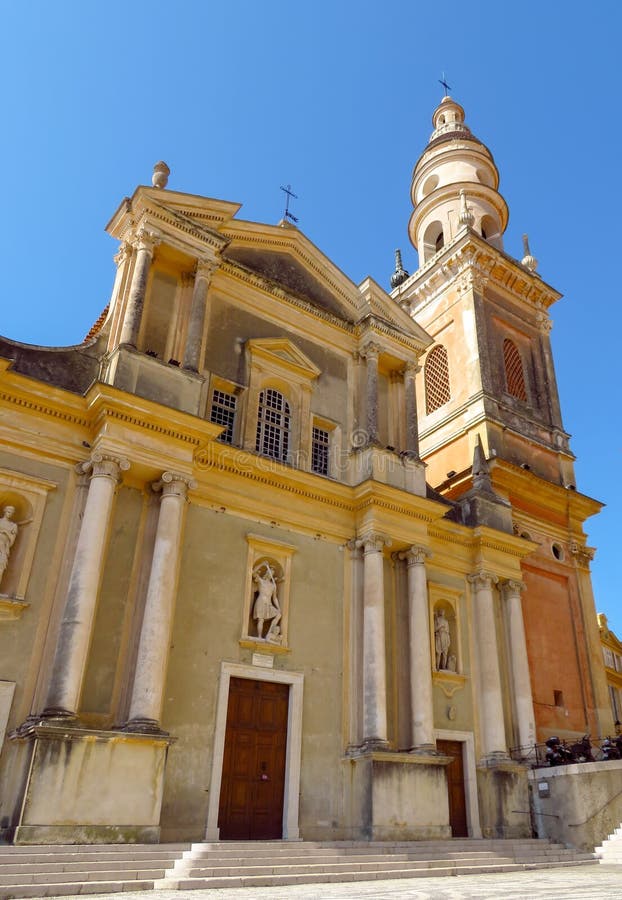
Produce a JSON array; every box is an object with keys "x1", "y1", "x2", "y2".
[
  {"x1": 503, "y1": 339, "x2": 527, "y2": 401},
  {"x1": 311, "y1": 426, "x2": 330, "y2": 476},
  {"x1": 424, "y1": 345, "x2": 451, "y2": 414},
  {"x1": 256, "y1": 389, "x2": 290, "y2": 462},
  {"x1": 210, "y1": 389, "x2": 237, "y2": 444}
]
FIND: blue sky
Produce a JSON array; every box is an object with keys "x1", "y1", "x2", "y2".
[{"x1": 1, "y1": 1, "x2": 620, "y2": 633}]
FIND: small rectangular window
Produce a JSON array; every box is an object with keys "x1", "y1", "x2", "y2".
[
  {"x1": 553, "y1": 690, "x2": 564, "y2": 708},
  {"x1": 311, "y1": 426, "x2": 330, "y2": 476},
  {"x1": 210, "y1": 389, "x2": 237, "y2": 444}
]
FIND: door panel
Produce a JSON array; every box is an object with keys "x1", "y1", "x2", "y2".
[
  {"x1": 218, "y1": 678, "x2": 289, "y2": 839},
  {"x1": 437, "y1": 739, "x2": 468, "y2": 837}
]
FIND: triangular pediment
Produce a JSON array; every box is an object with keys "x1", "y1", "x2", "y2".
[{"x1": 247, "y1": 338, "x2": 321, "y2": 381}]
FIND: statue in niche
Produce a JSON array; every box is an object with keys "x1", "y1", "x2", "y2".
[
  {"x1": 0, "y1": 506, "x2": 17, "y2": 591},
  {"x1": 434, "y1": 608, "x2": 451, "y2": 670},
  {"x1": 252, "y1": 561, "x2": 282, "y2": 641}
]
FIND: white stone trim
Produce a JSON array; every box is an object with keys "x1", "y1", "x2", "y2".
[
  {"x1": 205, "y1": 661, "x2": 304, "y2": 840},
  {"x1": 434, "y1": 728, "x2": 482, "y2": 838}
]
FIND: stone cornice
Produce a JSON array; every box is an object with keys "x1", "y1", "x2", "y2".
[
  {"x1": 490, "y1": 457, "x2": 603, "y2": 523},
  {"x1": 394, "y1": 230, "x2": 561, "y2": 316}
]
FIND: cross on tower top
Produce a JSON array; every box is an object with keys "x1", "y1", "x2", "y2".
[
  {"x1": 280, "y1": 184, "x2": 299, "y2": 224},
  {"x1": 439, "y1": 72, "x2": 452, "y2": 97}
]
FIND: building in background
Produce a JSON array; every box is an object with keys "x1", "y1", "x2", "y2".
[
  {"x1": 598, "y1": 613, "x2": 622, "y2": 731},
  {"x1": 0, "y1": 98, "x2": 612, "y2": 846}
]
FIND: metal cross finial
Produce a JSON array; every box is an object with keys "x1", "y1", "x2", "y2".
[
  {"x1": 439, "y1": 72, "x2": 451, "y2": 97},
  {"x1": 280, "y1": 184, "x2": 299, "y2": 224}
]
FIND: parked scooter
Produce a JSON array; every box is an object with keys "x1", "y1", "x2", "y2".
[
  {"x1": 545, "y1": 736, "x2": 574, "y2": 766},
  {"x1": 601, "y1": 738, "x2": 622, "y2": 761}
]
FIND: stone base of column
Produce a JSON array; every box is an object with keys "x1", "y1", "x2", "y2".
[
  {"x1": 343, "y1": 750, "x2": 452, "y2": 840},
  {"x1": 409, "y1": 743, "x2": 439, "y2": 756},
  {"x1": 477, "y1": 750, "x2": 514, "y2": 768},
  {"x1": 476, "y1": 759, "x2": 530, "y2": 839},
  {"x1": 121, "y1": 717, "x2": 170, "y2": 736},
  {"x1": 40, "y1": 708, "x2": 78, "y2": 721},
  {"x1": 9, "y1": 722, "x2": 171, "y2": 845},
  {"x1": 353, "y1": 738, "x2": 390, "y2": 754}
]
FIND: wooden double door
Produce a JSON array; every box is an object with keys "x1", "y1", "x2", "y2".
[
  {"x1": 218, "y1": 677, "x2": 289, "y2": 840},
  {"x1": 437, "y1": 739, "x2": 468, "y2": 837}
]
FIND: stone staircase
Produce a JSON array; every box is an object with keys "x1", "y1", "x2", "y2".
[
  {"x1": 0, "y1": 838, "x2": 597, "y2": 898},
  {"x1": 595, "y1": 824, "x2": 622, "y2": 863},
  {"x1": 0, "y1": 843, "x2": 189, "y2": 899}
]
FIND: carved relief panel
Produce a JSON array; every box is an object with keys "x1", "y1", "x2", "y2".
[{"x1": 240, "y1": 534, "x2": 297, "y2": 653}]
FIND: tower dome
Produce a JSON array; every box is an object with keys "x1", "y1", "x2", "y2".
[{"x1": 409, "y1": 96, "x2": 509, "y2": 262}]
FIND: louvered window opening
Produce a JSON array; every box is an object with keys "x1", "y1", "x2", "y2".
[
  {"x1": 210, "y1": 389, "x2": 237, "y2": 444},
  {"x1": 425, "y1": 345, "x2": 451, "y2": 414},
  {"x1": 503, "y1": 339, "x2": 527, "y2": 401},
  {"x1": 256, "y1": 389, "x2": 290, "y2": 462}
]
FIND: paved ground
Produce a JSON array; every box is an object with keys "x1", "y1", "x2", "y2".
[{"x1": 42, "y1": 865, "x2": 622, "y2": 900}]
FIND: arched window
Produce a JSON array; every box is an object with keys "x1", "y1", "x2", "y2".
[
  {"x1": 503, "y1": 339, "x2": 527, "y2": 401},
  {"x1": 255, "y1": 388, "x2": 291, "y2": 462},
  {"x1": 424, "y1": 345, "x2": 451, "y2": 414},
  {"x1": 422, "y1": 221, "x2": 444, "y2": 262}
]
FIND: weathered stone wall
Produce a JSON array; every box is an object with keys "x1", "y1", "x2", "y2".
[{"x1": 529, "y1": 760, "x2": 622, "y2": 851}]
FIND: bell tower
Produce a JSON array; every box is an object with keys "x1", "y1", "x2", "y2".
[
  {"x1": 392, "y1": 95, "x2": 613, "y2": 744},
  {"x1": 396, "y1": 95, "x2": 573, "y2": 493},
  {"x1": 409, "y1": 95, "x2": 508, "y2": 260}
]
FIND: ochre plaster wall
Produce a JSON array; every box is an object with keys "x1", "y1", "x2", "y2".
[{"x1": 158, "y1": 506, "x2": 344, "y2": 841}]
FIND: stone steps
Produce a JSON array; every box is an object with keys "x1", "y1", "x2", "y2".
[
  {"x1": 595, "y1": 821, "x2": 622, "y2": 863},
  {"x1": 0, "y1": 838, "x2": 597, "y2": 899},
  {"x1": 0, "y1": 844, "x2": 187, "y2": 900}
]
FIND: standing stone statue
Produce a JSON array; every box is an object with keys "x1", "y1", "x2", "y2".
[
  {"x1": 434, "y1": 608, "x2": 451, "y2": 670},
  {"x1": 252, "y1": 562, "x2": 282, "y2": 640},
  {"x1": 0, "y1": 506, "x2": 18, "y2": 591}
]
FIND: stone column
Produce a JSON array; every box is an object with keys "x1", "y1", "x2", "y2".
[
  {"x1": 183, "y1": 259, "x2": 217, "y2": 371},
  {"x1": 468, "y1": 571, "x2": 507, "y2": 761},
  {"x1": 357, "y1": 533, "x2": 390, "y2": 748},
  {"x1": 119, "y1": 227, "x2": 160, "y2": 348},
  {"x1": 109, "y1": 242, "x2": 133, "y2": 339},
  {"x1": 502, "y1": 579, "x2": 536, "y2": 753},
  {"x1": 403, "y1": 362, "x2": 421, "y2": 457},
  {"x1": 399, "y1": 545, "x2": 435, "y2": 751},
  {"x1": 361, "y1": 342, "x2": 381, "y2": 446},
  {"x1": 43, "y1": 453, "x2": 130, "y2": 718},
  {"x1": 125, "y1": 472, "x2": 195, "y2": 732}
]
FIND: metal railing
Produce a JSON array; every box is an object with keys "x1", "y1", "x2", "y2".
[{"x1": 509, "y1": 734, "x2": 622, "y2": 768}]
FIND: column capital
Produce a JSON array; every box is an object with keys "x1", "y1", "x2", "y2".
[
  {"x1": 356, "y1": 533, "x2": 392, "y2": 554},
  {"x1": 153, "y1": 471, "x2": 197, "y2": 498},
  {"x1": 195, "y1": 257, "x2": 218, "y2": 280},
  {"x1": 132, "y1": 225, "x2": 161, "y2": 255},
  {"x1": 501, "y1": 578, "x2": 525, "y2": 599},
  {"x1": 76, "y1": 452, "x2": 130, "y2": 481},
  {"x1": 113, "y1": 241, "x2": 132, "y2": 267},
  {"x1": 398, "y1": 545, "x2": 431, "y2": 566},
  {"x1": 402, "y1": 361, "x2": 421, "y2": 379},
  {"x1": 359, "y1": 341, "x2": 382, "y2": 360},
  {"x1": 468, "y1": 571, "x2": 498, "y2": 590}
]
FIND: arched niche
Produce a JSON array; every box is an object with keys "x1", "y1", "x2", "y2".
[{"x1": 432, "y1": 597, "x2": 460, "y2": 674}]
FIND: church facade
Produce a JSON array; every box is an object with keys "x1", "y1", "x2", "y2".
[{"x1": 0, "y1": 98, "x2": 612, "y2": 845}]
